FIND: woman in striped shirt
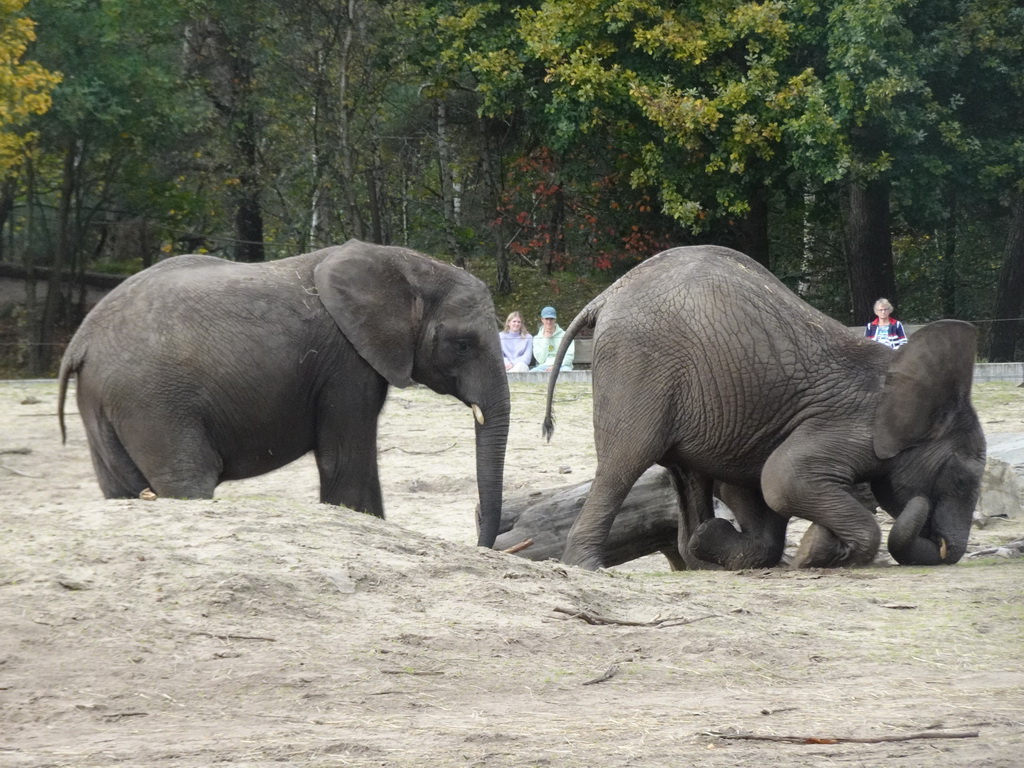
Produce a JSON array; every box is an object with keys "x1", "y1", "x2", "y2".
[{"x1": 865, "y1": 298, "x2": 908, "y2": 348}]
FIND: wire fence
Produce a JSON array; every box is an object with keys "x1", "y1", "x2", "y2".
[{"x1": 2, "y1": 314, "x2": 1023, "y2": 350}]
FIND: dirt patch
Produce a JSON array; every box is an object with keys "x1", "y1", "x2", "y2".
[{"x1": 1, "y1": 379, "x2": 1023, "y2": 767}]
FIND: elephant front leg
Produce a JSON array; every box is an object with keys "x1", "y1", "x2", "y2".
[
  {"x1": 761, "y1": 434, "x2": 881, "y2": 568},
  {"x1": 315, "y1": 383, "x2": 387, "y2": 517},
  {"x1": 316, "y1": 442, "x2": 384, "y2": 516},
  {"x1": 791, "y1": 523, "x2": 852, "y2": 568}
]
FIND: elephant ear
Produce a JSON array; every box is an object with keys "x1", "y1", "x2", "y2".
[
  {"x1": 873, "y1": 320, "x2": 977, "y2": 459},
  {"x1": 313, "y1": 241, "x2": 426, "y2": 388}
]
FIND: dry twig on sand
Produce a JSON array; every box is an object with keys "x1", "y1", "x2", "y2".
[
  {"x1": 964, "y1": 539, "x2": 1024, "y2": 558},
  {"x1": 1, "y1": 463, "x2": 40, "y2": 478},
  {"x1": 553, "y1": 606, "x2": 719, "y2": 628},
  {"x1": 380, "y1": 443, "x2": 457, "y2": 455},
  {"x1": 710, "y1": 729, "x2": 980, "y2": 744},
  {"x1": 501, "y1": 538, "x2": 533, "y2": 554},
  {"x1": 190, "y1": 631, "x2": 277, "y2": 642},
  {"x1": 582, "y1": 664, "x2": 620, "y2": 685}
]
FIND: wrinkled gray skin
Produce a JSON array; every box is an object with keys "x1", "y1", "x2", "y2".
[
  {"x1": 543, "y1": 246, "x2": 985, "y2": 570},
  {"x1": 58, "y1": 240, "x2": 510, "y2": 547}
]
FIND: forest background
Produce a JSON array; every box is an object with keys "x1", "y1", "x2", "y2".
[{"x1": 0, "y1": 0, "x2": 1023, "y2": 376}]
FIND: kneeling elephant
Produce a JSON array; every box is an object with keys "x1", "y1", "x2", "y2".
[{"x1": 543, "y1": 245, "x2": 985, "y2": 569}]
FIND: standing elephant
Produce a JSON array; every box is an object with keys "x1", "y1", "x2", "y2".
[
  {"x1": 542, "y1": 245, "x2": 985, "y2": 569},
  {"x1": 58, "y1": 240, "x2": 510, "y2": 547}
]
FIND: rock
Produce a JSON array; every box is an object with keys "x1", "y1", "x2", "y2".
[
  {"x1": 977, "y1": 435, "x2": 1024, "y2": 522},
  {"x1": 977, "y1": 458, "x2": 1023, "y2": 521}
]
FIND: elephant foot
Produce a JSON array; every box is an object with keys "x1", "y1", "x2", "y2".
[
  {"x1": 659, "y1": 547, "x2": 689, "y2": 571},
  {"x1": 689, "y1": 518, "x2": 740, "y2": 567},
  {"x1": 562, "y1": 548, "x2": 605, "y2": 571},
  {"x1": 689, "y1": 518, "x2": 782, "y2": 570},
  {"x1": 792, "y1": 523, "x2": 872, "y2": 568}
]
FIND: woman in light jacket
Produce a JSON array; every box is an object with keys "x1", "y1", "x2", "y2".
[
  {"x1": 530, "y1": 306, "x2": 574, "y2": 372},
  {"x1": 500, "y1": 311, "x2": 533, "y2": 372}
]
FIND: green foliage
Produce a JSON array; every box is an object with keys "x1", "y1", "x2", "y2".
[
  {"x1": 2, "y1": 0, "x2": 1024, "y2": 373},
  {"x1": 515, "y1": 0, "x2": 846, "y2": 230},
  {"x1": 474, "y1": 257, "x2": 618, "y2": 330},
  {"x1": 0, "y1": 0, "x2": 61, "y2": 177},
  {"x1": 497, "y1": 145, "x2": 680, "y2": 275},
  {"x1": 21, "y1": 0, "x2": 213, "y2": 261}
]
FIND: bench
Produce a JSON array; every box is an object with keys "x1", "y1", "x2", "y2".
[{"x1": 572, "y1": 338, "x2": 594, "y2": 369}]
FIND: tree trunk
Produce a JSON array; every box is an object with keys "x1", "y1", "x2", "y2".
[
  {"x1": 546, "y1": 183, "x2": 565, "y2": 274},
  {"x1": 400, "y1": 157, "x2": 410, "y2": 246},
  {"x1": 38, "y1": 141, "x2": 78, "y2": 374},
  {"x1": 845, "y1": 177, "x2": 896, "y2": 323},
  {"x1": 939, "y1": 186, "x2": 958, "y2": 318},
  {"x1": 481, "y1": 116, "x2": 512, "y2": 294},
  {"x1": 436, "y1": 98, "x2": 461, "y2": 266},
  {"x1": 339, "y1": 0, "x2": 364, "y2": 241},
  {"x1": 234, "y1": 108, "x2": 265, "y2": 263},
  {"x1": 22, "y1": 160, "x2": 41, "y2": 374},
  {"x1": 493, "y1": 467, "x2": 681, "y2": 568},
  {"x1": 739, "y1": 185, "x2": 770, "y2": 269},
  {"x1": 0, "y1": 179, "x2": 14, "y2": 262},
  {"x1": 308, "y1": 61, "x2": 331, "y2": 251},
  {"x1": 363, "y1": 117, "x2": 386, "y2": 244},
  {"x1": 183, "y1": 15, "x2": 266, "y2": 262},
  {"x1": 988, "y1": 191, "x2": 1024, "y2": 362}
]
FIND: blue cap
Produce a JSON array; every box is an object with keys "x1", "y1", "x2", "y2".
[{"x1": 540, "y1": 306, "x2": 557, "y2": 319}]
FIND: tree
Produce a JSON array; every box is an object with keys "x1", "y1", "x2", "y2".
[
  {"x1": 0, "y1": 0, "x2": 60, "y2": 268},
  {"x1": 513, "y1": 0, "x2": 845, "y2": 266},
  {"x1": 183, "y1": 0, "x2": 285, "y2": 262},
  {"x1": 0, "y1": 0, "x2": 60, "y2": 179},
  {"x1": 821, "y1": 0, "x2": 944, "y2": 319},
  {"x1": 990, "y1": 192, "x2": 1024, "y2": 360},
  {"x1": 18, "y1": 0, "x2": 204, "y2": 371},
  {"x1": 942, "y1": 0, "x2": 1024, "y2": 360}
]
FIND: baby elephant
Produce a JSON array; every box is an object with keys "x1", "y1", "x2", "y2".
[
  {"x1": 543, "y1": 245, "x2": 985, "y2": 569},
  {"x1": 59, "y1": 240, "x2": 510, "y2": 547}
]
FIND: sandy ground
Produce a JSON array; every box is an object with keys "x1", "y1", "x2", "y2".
[{"x1": 1, "y1": 378, "x2": 1023, "y2": 767}]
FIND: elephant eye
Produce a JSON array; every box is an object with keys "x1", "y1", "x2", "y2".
[
  {"x1": 454, "y1": 337, "x2": 472, "y2": 355},
  {"x1": 944, "y1": 463, "x2": 977, "y2": 495}
]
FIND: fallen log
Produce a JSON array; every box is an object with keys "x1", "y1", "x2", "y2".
[
  {"x1": 492, "y1": 469, "x2": 888, "y2": 569},
  {"x1": 493, "y1": 467, "x2": 684, "y2": 568}
]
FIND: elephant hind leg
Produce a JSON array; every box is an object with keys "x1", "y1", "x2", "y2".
[
  {"x1": 82, "y1": 413, "x2": 150, "y2": 498},
  {"x1": 563, "y1": 471, "x2": 637, "y2": 569},
  {"x1": 689, "y1": 483, "x2": 788, "y2": 569},
  {"x1": 664, "y1": 467, "x2": 720, "y2": 570},
  {"x1": 567, "y1": 373, "x2": 676, "y2": 569},
  {"x1": 563, "y1": 448, "x2": 659, "y2": 570},
  {"x1": 119, "y1": 419, "x2": 221, "y2": 499}
]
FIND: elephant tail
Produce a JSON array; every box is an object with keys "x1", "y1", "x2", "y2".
[
  {"x1": 542, "y1": 297, "x2": 604, "y2": 442},
  {"x1": 57, "y1": 340, "x2": 84, "y2": 445}
]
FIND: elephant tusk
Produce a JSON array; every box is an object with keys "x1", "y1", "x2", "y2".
[
  {"x1": 471, "y1": 404, "x2": 485, "y2": 426},
  {"x1": 939, "y1": 537, "x2": 948, "y2": 562}
]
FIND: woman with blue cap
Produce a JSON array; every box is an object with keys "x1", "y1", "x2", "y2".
[{"x1": 531, "y1": 306, "x2": 575, "y2": 372}]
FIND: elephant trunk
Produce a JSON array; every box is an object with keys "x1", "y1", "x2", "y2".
[
  {"x1": 887, "y1": 495, "x2": 969, "y2": 565},
  {"x1": 472, "y1": 386, "x2": 510, "y2": 548}
]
